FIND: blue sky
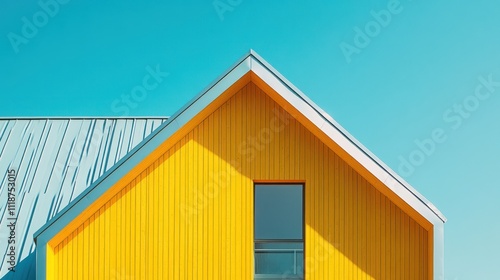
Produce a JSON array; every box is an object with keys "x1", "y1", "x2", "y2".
[{"x1": 1, "y1": 0, "x2": 500, "y2": 278}]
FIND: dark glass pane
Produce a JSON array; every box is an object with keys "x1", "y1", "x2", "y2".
[
  {"x1": 254, "y1": 242, "x2": 303, "y2": 276},
  {"x1": 254, "y1": 185, "x2": 303, "y2": 240},
  {"x1": 254, "y1": 184, "x2": 304, "y2": 279}
]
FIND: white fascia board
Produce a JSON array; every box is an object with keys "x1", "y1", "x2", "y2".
[
  {"x1": 34, "y1": 50, "x2": 445, "y2": 279},
  {"x1": 249, "y1": 53, "x2": 445, "y2": 278},
  {"x1": 434, "y1": 221, "x2": 445, "y2": 280},
  {"x1": 250, "y1": 51, "x2": 445, "y2": 223},
  {"x1": 174, "y1": 56, "x2": 251, "y2": 126},
  {"x1": 248, "y1": 54, "x2": 446, "y2": 224}
]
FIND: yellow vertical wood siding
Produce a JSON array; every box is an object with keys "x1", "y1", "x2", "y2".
[{"x1": 49, "y1": 82, "x2": 430, "y2": 279}]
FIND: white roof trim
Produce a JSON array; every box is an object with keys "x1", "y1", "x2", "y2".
[
  {"x1": 248, "y1": 50, "x2": 445, "y2": 279},
  {"x1": 34, "y1": 50, "x2": 445, "y2": 280},
  {"x1": 248, "y1": 50, "x2": 445, "y2": 223}
]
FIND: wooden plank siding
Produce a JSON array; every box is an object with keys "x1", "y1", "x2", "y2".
[{"x1": 49, "y1": 82, "x2": 429, "y2": 279}]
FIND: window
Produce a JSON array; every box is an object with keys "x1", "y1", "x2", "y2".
[{"x1": 254, "y1": 184, "x2": 304, "y2": 279}]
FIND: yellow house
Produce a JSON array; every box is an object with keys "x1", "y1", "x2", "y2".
[{"x1": 34, "y1": 51, "x2": 446, "y2": 280}]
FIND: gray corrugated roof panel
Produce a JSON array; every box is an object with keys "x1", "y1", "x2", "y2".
[{"x1": 0, "y1": 117, "x2": 167, "y2": 279}]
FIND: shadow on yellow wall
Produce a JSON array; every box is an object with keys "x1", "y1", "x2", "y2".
[{"x1": 50, "y1": 82, "x2": 429, "y2": 280}]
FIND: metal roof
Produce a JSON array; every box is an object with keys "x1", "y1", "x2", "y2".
[{"x1": 0, "y1": 118, "x2": 167, "y2": 279}]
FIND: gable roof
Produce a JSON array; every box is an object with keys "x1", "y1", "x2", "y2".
[
  {"x1": 33, "y1": 51, "x2": 446, "y2": 277},
  {"x1": 0, "y1": 117, "x2": 166, "y2": 279}
]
